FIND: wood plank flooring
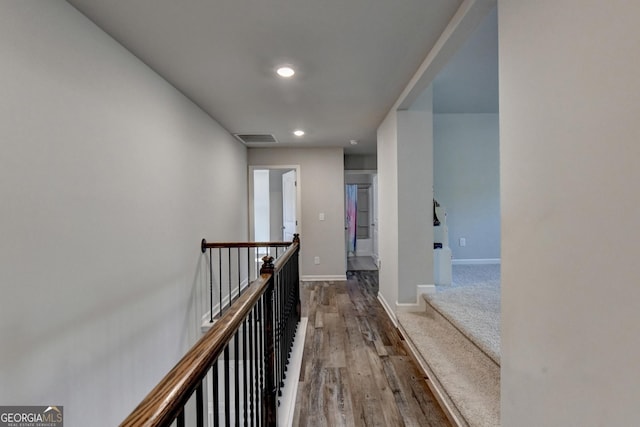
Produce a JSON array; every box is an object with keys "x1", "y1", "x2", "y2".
[{"x1": 292, "y1": 272, "x2": 451, "y2": 426}]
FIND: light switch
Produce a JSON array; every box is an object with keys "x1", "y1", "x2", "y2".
[{"x1": 319, "y1": 212, "x2": 325, "y2": 221}]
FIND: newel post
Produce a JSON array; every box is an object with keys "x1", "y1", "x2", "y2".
[{"x1": 260, "y1": 255, "x2": 277, "y2": 427}]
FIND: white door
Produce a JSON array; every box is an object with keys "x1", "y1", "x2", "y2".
[{"x1": 282, "y1": 170, "x2": 297, "y2": 241}]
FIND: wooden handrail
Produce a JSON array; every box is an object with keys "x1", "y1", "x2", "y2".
[
  {"x1": 273, "y1": 241, "x2": 299, "y2": 272},
  {"x1": 201, "y1": 239, "x2": 292, "y2": 253},
  {"x1": 121, "y1": 240, "x2": 299, "y2": 427},
  {"x1": 120, "y1": 275, "x2": 270, "y2": 427}
]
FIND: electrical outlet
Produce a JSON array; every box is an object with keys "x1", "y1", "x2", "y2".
[
  {"x1": 314, "y1": 256, "x2": 320, "y2": 265},
  {"x1": 459, "y1": 237, "x2": 466, "y2": 247}
]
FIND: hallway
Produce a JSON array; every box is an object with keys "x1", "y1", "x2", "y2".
[{"x1": 292, "y1": 273, "x2": 450, "y2": 426}]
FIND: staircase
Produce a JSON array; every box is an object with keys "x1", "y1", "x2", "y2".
[{"x1": 396, "y1": 286, "x2": 500, "y2": 427}]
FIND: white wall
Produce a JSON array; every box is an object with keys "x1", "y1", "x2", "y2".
[
  {"x1": 500, "y1": 1, "x2": 640, "y2": 425},
  {"x1": 397, "y1": 104, "x2": 435, "y2": 303},
  {"x1": 434, "y1": 113, "x2": 500, "y2": 260},
  {"x1": 248, "y1": 148, "x2": 346, "y2": 280},
  {"x1": 0, "y1": 2, "x2": 247, "y2": 425},
  {"x1": 377, "y1": 112, "x2": 400, "y2": 312},
  {"x1": 378, "y1": 89, "x2": 435, "y2": 307},
  {"x1": 344, "y1": 154, "x2": 377, "y2": 170}
]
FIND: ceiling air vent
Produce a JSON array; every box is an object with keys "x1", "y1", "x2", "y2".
[{"x1": 234, "y1": 134, "x2": 278, "y2": 145}]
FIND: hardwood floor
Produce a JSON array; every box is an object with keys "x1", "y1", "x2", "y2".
[{"x1": 292, "y1": 273, "x2": 451, "y2": 427}]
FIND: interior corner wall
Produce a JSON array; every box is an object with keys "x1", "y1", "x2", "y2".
[
  {"x1": 0, "y1": 2, "x2": 247, "y2": 426},
  {"x1": 397, "y1": 91, "x2": 434, "y2": 303},
  {"x1": 500, "y1": 1, "x2": 640, "y2": 425},
  {"x1": 377, "y1": 96, "x2": 434, "y2": 307},
  {"x1": 247, "y1": 148, "x2": 346, "y2": 279},
  {"x1": 377, "y1": 112, "x2": 399, "y2": 310},
  {"x1": 434, "y1": 113, "x2": 500, "y2": 260}
]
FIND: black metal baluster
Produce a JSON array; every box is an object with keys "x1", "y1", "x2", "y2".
[
  {"x1": 258, "y1": 298, "x2": 264, "y2": 427},
  {"x1": 196, "y1": 381, "x2": 205, "y2": 427},
  {"x1": 224, "y1": 346, "x2": 231, "y2": 427},
  {"x1": 210, "y1": 248, "x2": 214, "y2": 323},
  {"x1": 228, "y1": 247, "x2": 232, "y2": 305},
  {"x1": 238, "y1": 248, "x2": 241, "y2": 297},
  {"x1": 219, "y1": 248, "x2": 223, "y2": 318},
  {"x1": 235, "y1": 331, "x2": 240, "y2": 427},
  {"x1": 249, "y1": 308, "x2": 255, "y2": 426},
  {"x1": 247, "y1": 247, "x2": 251, "y2": 283},
  {"x1": 176, "y1": 409, "x2": 185, "y2": 427},
  {"x1": 243, "y1": 318, "x2": 248, "y2": 427},
  {"x1": 213, "y1": 360, "x2": 220, "y2": 427},
  {"x1": 274, "y1": 269, "x2": 278, "y2": 396},
  {"x1": 263, "y1": 279, "x2": 277, "y2": 426}
]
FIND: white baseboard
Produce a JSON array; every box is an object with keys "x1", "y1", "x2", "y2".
[
  {"x1": 278, "y1": 317, "x2": 308, "y2": 427},
  {"x1": 418, "y1": 284, "x2": 436, "y2": 295},
  {"x1": 395, "y1": 284, "x2": 435, "y2": 313},
  {"x1": 451, "y1": 258, "x2": 501, "y2": 265},
  {"x1": 301, "y1": 274, "x2": 347, "y2": 282},
  {"x1": 377, "y1": 293, "x2": 398, "y2": 328}
]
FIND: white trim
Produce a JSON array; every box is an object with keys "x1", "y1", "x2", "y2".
[
  {"x1": 395, "y1": 284, "x2": 436, "y2": 313},
  {"x1": 451, "y1": 258, "x2": 501, "y2": 265},
  {"x1": 377, "y1": 293, "x2": 398, "y2": 327},
  {"x1": 248, "y1": 165, "x2": 302, "y2": 243},
  {"x1": 278, "y1": 317, "x2": 308, "y2": 427},
  {"x1": 300, "y1": 274, "x2": 347, "y2": 282},
  {"x1": 418, "y1": 284, "x2": 436, "y2": 295},
  {"x1": 344, "y1": 169, "x2": 378, "y2": 175}
]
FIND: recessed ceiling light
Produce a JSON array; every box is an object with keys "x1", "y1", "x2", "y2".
[
  {"x1": 293, "y1": 130, "x2": 305, "y2": 136},
  {"x1": 350, "y1": 139, "x2": 359, "y2": 145},
  {"x1": 277, "y1": 66, "x2": 295, "y2": 78}
]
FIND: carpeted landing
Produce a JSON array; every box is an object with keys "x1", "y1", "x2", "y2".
[{"x1": 397, "y1": 264, "x2": 501, "y2": 427}]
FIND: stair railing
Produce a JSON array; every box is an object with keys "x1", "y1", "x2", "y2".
[{"x1": 120, "y1": 235, "x2": 300, "y2": 427}]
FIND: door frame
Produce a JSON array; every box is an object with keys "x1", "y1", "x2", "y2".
[
  {"x1": 248, "y1": 165, "x2": 302, "y2": 242},
  {"x1": 344, "y1": 169, "x2": 379, "y2": 264}
]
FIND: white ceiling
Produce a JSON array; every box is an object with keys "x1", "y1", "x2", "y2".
[{"x1": 66, "y1": 0, "x2": 496, "y2": 154}]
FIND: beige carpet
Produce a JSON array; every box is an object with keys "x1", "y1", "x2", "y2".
[
  {"x1": 398, "y1": 309, "x2": 500, "y2": 427},
  {"x1": 396, "y1": 264, "x2": 501, "y2": 427},
  {"x1": 426, "y1": 264, "x2": 501, "y2": 364}
]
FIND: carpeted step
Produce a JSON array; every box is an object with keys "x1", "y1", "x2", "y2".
[
  {"x1": 423, "y1": 288, "x2": 500, "y2": 366},
  {"x1": 397, "y1": 306, "x2": 500, "y2": 427}
]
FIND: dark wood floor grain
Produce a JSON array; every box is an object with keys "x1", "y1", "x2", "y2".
[{"x1": 292, "y1": 273, "x2": 451, "y2": 427}]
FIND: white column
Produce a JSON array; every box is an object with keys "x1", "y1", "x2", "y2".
[{"x1": 397, "y1": 87, "x2": 434, "y2": 303}]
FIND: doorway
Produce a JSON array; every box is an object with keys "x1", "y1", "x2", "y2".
[
  {"x1": 345, "y1": 171, "x2": 378, "y2": 271},
  {"x1": 249, "y1": 166, "x2": 301, "y2": 243}
]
